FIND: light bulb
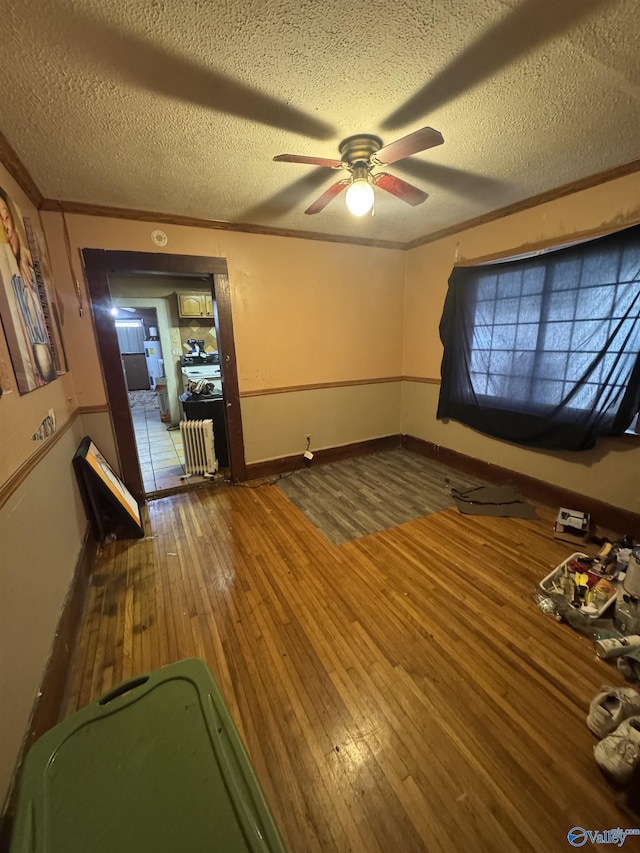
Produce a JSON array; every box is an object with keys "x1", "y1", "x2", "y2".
[
  {"x1": 109, "y1": 306, "x2": 118, "y2": 317},
  {"x1": 345, "y1": 179, "x2": 374, "y2": 217}
]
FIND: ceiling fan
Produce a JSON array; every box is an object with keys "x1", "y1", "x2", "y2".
[{"x1": 273, "y1": 126, "x2": 444, "y2": 216}]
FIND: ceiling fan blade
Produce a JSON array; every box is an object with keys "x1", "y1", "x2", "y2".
[
  {"x1": 382, "y1": 0, "x2": 615, "y2": 129},
  {"x1": 375, "y1": 127, "x2": 444, "y2": 165},
  {"x1": 305, "y1": 179, "x2": 350, "y2": 215},
  {"x1": 273, "y1": 154, "x2": 343, "y2": 168},
  {"x1": 373, "y1": 173, "x2": 428, "y2": 206}
]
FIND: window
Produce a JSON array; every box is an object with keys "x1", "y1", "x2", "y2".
[{"x1": 437, "y1": 224, "x2": 640, "y2": 451}]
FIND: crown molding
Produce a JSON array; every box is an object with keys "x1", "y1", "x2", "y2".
[
  {"x1": 405, "y1": 157, "x2": 640, "y2": 250},
  {"x1": 2, "y1": 130, "x2": 637, "y2": 252},
  {"x1": 41, "y1": 155, "x2": 640, "y2": 252},
  {"x1": 0, "y1": 130, "x2": 43, "y2": 208},
  {"x1": 38, "y1": 198, "x2": 406, "y2": 251}
]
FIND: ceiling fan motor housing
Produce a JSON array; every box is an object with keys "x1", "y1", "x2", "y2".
[{"x1": 338, "y1": 134, "x2": 383, "y2": 168}]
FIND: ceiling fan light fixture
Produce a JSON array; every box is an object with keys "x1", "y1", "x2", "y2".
[{"x1": 345, "y1": 177, "x2": 374, "y2": 217}]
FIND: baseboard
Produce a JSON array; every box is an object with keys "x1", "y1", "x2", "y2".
[
  {"x1": 402, "y1": 435, "x2": 640, "y2": 535},
  {"x1": 29, "y1": 527, "x2": 97, "y2": 738},
  {"x1": 247, "y1": 433, "x2": 639, "y2": 533},
  {"x1": 245, "y1": 434, "x2": 402, "y2": 480},
  {"x1": 0, "y1": 525, "x2": 97, "y2": 849}
]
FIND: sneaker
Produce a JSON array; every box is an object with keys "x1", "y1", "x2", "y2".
[
  {"x1": 594, "y1": 716, "x2": 640, "y2": 786},
  {"x1": 618, "y1": 654, "x2": 640, "y2": 684},
  {"x1": 587, "y1": 686, "x2": 640, "y2": 738}
]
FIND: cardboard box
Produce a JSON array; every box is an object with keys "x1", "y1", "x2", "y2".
[
  {"x1": 554, "y1": 507, "x2": 591, "y2": 545},
  {"x1": 155, "y1": 377, "x2": 172, "y2": 424}
]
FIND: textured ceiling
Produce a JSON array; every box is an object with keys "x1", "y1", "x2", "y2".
[{"x1": 0, "y1": 0, "x2": 638, "y2": 243}]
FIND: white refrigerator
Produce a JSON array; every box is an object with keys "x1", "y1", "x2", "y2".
[{"x1": 143, "y1": 340, "x2": 164, "y2": 390}]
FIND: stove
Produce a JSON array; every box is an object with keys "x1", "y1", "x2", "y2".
[
  {"x1": 179, "y1": 354, "x2": 222, "y2": 393},
  {"x1": 180, "y1": 352, "x2": 220, "y2": 367}
]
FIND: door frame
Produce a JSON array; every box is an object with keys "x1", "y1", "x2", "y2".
[{"x1": 82, "y1": 249, "x2": 246, "y2": 504}]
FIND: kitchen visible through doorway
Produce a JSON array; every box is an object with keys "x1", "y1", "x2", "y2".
[{"x1": 129, "y1": 391, "x2": 187, "y2": 492}]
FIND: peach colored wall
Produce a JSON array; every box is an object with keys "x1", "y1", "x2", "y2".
[
  {"x1": 404, "y1": 172, "x2": 640, "y2": 377},
  {"x1": 402, "y1": 172, "x2": 640, "y2": 514},
  {"x1": 0, "y1": 161, "x2": 92, "y2": 809},
  {"x1": 402, "y1": 381, "x2": 640, "y2": 513},
  {"x1": 40, "y1": 213, "x2": 406, "y2": 406}
]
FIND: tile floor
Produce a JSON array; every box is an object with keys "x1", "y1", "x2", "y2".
[
  {"x1": 130, "y1": 391, "x2": 225, "y2": 495},
  {"x1": 131, "y1": 395, "x2": 186, "y2": 493}
]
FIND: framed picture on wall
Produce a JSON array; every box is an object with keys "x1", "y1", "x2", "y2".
[{"x1": 0, "y1": 184, "x2": 67, "y2": 394}]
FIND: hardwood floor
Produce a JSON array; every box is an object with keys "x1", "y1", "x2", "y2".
[{"x1": 64, "y1": 466, "x2": 630, "y2": 852}]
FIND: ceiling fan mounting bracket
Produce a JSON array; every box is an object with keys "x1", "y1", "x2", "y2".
[{"x1": 338, "y1": 134, "x2": 383, "y2": 168}]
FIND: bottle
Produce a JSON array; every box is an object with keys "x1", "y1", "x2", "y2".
[
  {"x1": 534, "y1": 593, "x2": 561, "y2": 621},
  {"x1": 594, "y1": 635, "x2": 640, "y2": 659},
  {"x1": 623, "y1": 551, "x2": 640, "y2": 598}
]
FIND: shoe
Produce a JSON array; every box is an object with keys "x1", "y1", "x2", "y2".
[
  {"x1": 618, "y1": 654, "x2": 640, "y2": 684},
  {"x1": 594, "y1": 716, "x2": 640, "y2": 786},
  {"x1": 587, "y1": 686, "x2": 640, "y2": 738}
]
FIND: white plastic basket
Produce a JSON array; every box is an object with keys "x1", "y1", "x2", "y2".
[{"x1": 539, "y1": 552, "x2": 617, "y2": 619}]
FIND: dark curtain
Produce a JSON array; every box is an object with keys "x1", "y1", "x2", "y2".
[{"x1": 437, "y1": 224, "x2": 640, "y2": 451}]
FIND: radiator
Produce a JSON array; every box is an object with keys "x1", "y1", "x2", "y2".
[{"x1": 179, "y1": 419, "x2": 218, "y2": 477}]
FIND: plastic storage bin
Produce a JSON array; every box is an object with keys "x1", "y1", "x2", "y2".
[
  {"x1": 10, "y1": 658, "x2": 286, "y2": 853},
  {"x1": 539, "y1": 551, "x2": 617, "y2": 619}
]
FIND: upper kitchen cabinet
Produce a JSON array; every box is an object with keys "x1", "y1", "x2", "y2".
[{"x1": 177, "y1": 292, "x2": 214, "y2": 319}]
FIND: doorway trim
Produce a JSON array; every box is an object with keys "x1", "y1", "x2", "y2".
[{"x1": 82, "y1": 249, "x2": 246, "y2": 504}]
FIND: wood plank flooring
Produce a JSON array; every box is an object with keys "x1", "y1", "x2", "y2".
[
  {"x1": 64, "y1": 461, "x2": 632, "y2": 852},
  {"x1": 276, "y1": 449, "x2": 490, "y2": 544}
]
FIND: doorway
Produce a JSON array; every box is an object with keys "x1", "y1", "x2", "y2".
[
  {"x1": 111, "y1": 301, "x2": 187, "y2": 493},
  {"x1": 82, "y1": 250, "x2": 246, "y2": 505}
]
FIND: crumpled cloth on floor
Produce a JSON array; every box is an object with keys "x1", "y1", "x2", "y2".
[{"x1": 452, "y1": 484, "x2": 537, "y2": 519}]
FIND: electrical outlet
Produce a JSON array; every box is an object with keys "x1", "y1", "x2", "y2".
[{"x1": 303, "y1": 434, "x2": 312, "y2": 462}]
